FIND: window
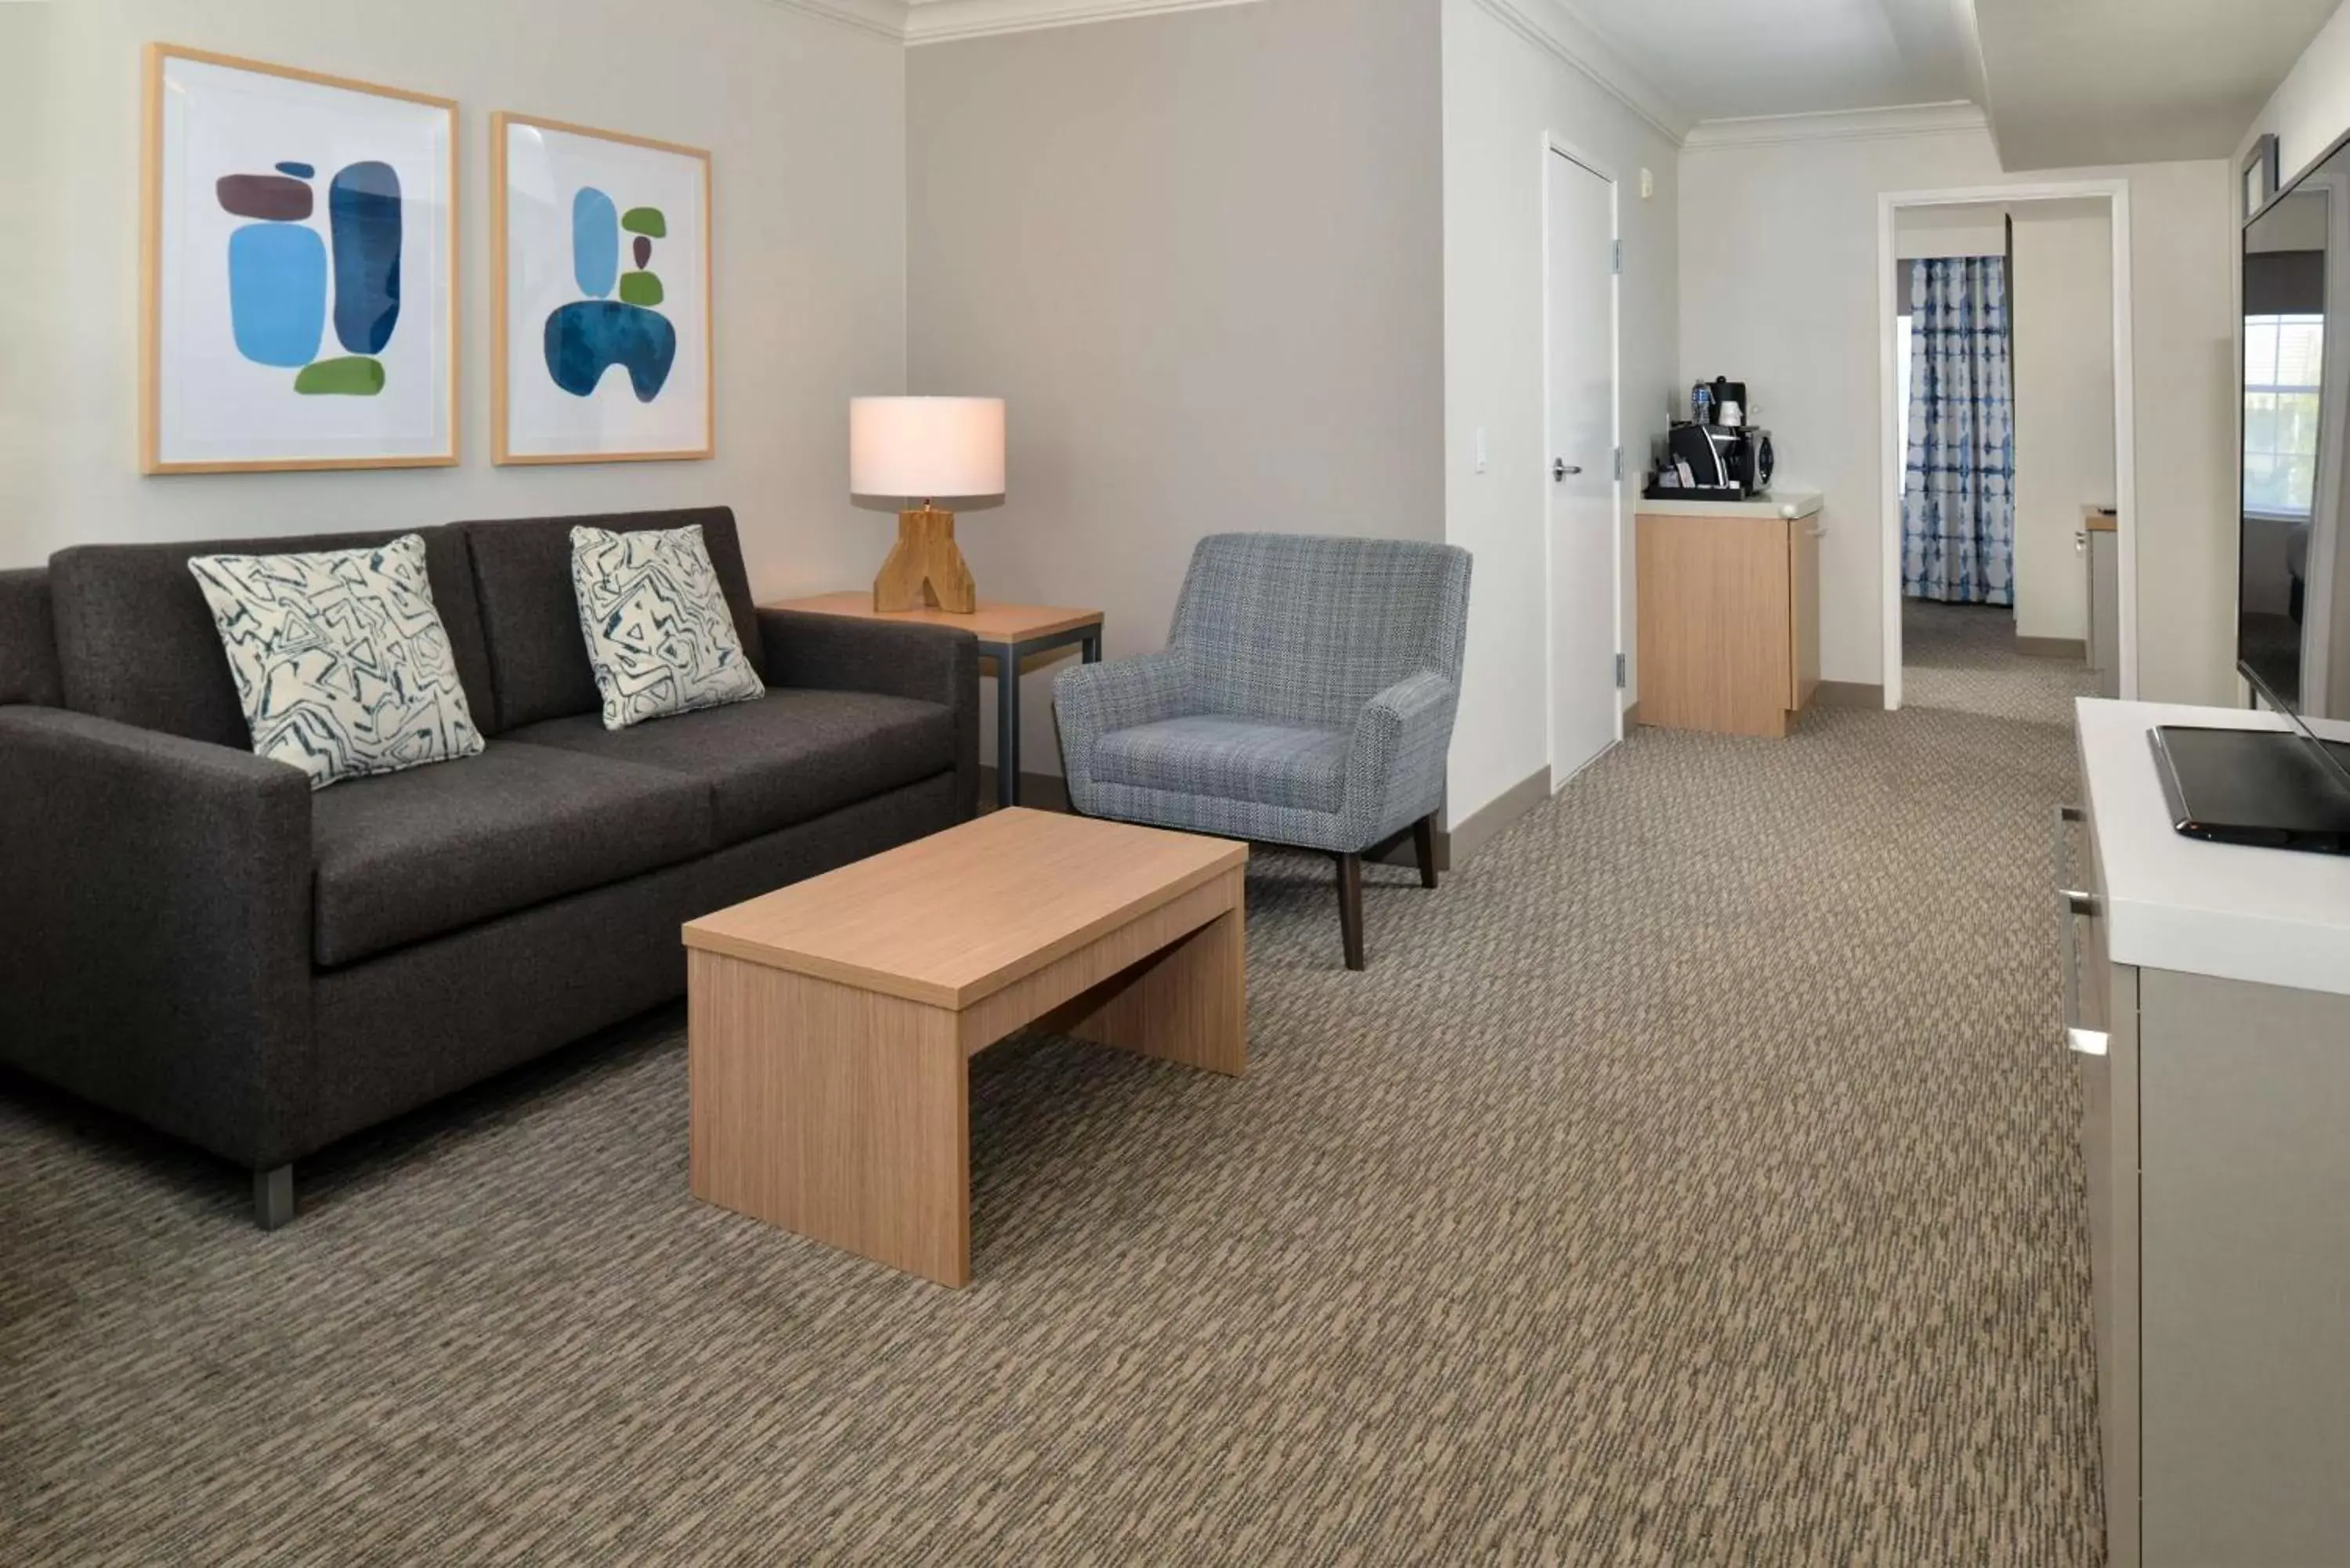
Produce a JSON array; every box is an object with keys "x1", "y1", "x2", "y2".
[{"x1": 2244, "y1": 313, "x2": 2324, "y2": 518}]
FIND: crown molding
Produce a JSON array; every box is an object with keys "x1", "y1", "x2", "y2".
[
  {"x1": 1683, "y1": 100, "x2": 1988, "y2": 151},
  {"x1": 904, "y1": 0, "x2": 1264, "y2": 45},
  {"x1": 758, "y1": 0, "x2": 1273, "y2": 44},
  {"x1": 760, "y1": 0, "x2": 911, "y2": 41},
  {"x1": 1469, "y1": 0, "x2": 1694, "y2": 145}
]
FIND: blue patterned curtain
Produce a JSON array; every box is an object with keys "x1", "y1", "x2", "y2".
[{"x1": 1902, "y1": 257, "x2": 2014, "y2": 605}]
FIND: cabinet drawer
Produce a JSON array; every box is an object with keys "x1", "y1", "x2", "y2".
[{"x1": 2059, "y1": 797, "x2": 2141, "y2": 1566}]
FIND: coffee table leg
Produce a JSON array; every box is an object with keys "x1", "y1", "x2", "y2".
[
  {"x1": 689, "y1": 952, "x2": 971, "y2": 1287},
  {"x1": 1061, "y1": 871, "x2": 1246, "y2": 1076}
]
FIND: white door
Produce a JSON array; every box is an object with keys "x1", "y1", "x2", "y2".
[{"x1": 1546, "y1": 150, "x2": 1620, "y2": 784}]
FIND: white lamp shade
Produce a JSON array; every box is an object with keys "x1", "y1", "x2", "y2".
[{"x1": 850, "y1": 396, "x2": 1006, "y2": 499}]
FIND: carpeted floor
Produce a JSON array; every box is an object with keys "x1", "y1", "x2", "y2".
[
  {"x1": 1904, "y1": 597, "x2": 2095, "y2": 723},
  {"x1": 0, "y1": 663, "x2": 2102, "y2": 1563}
]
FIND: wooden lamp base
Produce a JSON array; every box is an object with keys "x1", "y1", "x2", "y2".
[{"x1": 873, "y1": 506, "x2": 977, "y2": 614}]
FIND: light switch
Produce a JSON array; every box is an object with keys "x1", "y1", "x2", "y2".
[
  {"x1": 1640, "y1": 168, "x2": 1654, "y2": 200},
  {"x1": 1474, "y1": 428, "x2": 1488, "y2": 473}
]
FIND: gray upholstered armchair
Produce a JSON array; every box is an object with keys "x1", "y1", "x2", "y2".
[{"x1": 1053, "y1": 533, "x2": 1471, "y2": 969}]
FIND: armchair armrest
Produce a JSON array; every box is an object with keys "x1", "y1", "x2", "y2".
[
  {"x1": 1051, "y1": 649, "x2": 1197, "y2": 806},
  {"x1": 1340, "y1": 670, "x2": 1459, "y2": 845},
  {"x1": 0, "y1": 707, "x2": 314, "y2": 1169},
  {"x1": 758, "y1": 609, "x2": 982, "y2": 818}
]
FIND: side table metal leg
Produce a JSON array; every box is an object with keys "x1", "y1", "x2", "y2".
[{"x1": 997, "y1": 650, "x2": 1021, "y2": 809}]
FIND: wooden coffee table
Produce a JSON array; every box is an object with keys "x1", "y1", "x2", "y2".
[{"x1": 683, "y1": 808, "x2": 1246, "y2": 1286}]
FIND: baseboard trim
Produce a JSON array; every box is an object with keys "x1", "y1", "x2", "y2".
[
  {"x1": 1813, "y1": 681, "x2": 1885, "y2": 709},
  {"x1": 2016, "y1": 635, "x2": 2087, "y2": 659},
  {"x1": 1379, "y1": 764, "x2": 1550, "y2": 873}
]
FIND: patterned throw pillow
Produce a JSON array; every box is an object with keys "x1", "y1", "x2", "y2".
[
  {"x1": 188, "y1": 534, "x2": 486, "y2": 789},
  {"x1": 569, "y1": 524, "x2": 766, "y2": 730}
]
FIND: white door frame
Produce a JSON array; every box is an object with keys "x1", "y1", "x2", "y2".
[
  {"x1": 1876, "y1": 179, "x2": 2137, "y2": 706},
  {"x1": 1542, "y1": 134, "x2": 1626, "y2": 782}
]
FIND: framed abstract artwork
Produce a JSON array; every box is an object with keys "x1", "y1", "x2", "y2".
[
  {"x1": 141, "y1": 45, "x2": 457, "y2": 474},
  {"x1": 491, "y1": 113, "x2": 714, "y2": 464}
]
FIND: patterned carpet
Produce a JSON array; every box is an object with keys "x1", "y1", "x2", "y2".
[
  {"x1": 1904, "y1": 598, "x2": 2095, "y2": 724},
  {"x1": 0, "y1": 671, "x2": 2100, "y2": 1562}
]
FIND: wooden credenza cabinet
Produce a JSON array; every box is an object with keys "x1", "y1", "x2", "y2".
[
  {"x1": 2082, "y1": 506, "x2": 2120, "y2": 699},
  {"x1": 2066, "y1": 699, "x2": 2350, "y2": 1566},
  {"x1": 1634, "y1": 493, "x2": 1822, "y2": 738}
]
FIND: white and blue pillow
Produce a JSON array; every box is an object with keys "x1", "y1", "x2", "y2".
[
  {"x1": 189, "y1": 534, "x2": 485, "y2": 789},
  {"x1": 569, "y1": 523, "x2": 765, "y2": 730}
]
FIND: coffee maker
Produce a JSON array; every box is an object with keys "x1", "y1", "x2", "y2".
[
  {"x1": 1650, "y1": 378, "x2": 1774, "y2": 500},
  {"x1": 1665, "y1": 421, "x2": 1738, "y2": 489}
]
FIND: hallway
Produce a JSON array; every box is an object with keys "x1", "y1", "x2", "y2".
[{"x1": 1904, "y1": 598, "x2": 2096, "y2": 726}]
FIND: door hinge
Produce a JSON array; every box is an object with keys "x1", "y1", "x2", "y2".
[
  {"x1": 1614, "y1": 652, "x2": 1626, "y2": 689},
  {"x1": 1613, "y1": 447, "x2": 1622, "y2": 481},
  {"x1": 1612, "y1": 240, "x2": 1622, "y2": 274}
]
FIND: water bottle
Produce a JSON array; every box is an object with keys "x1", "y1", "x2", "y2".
[{"x1": 1690, "y1": 381, "x2": 1714, "y2": 425}]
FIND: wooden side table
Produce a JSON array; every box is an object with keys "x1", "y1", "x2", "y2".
[{"x1": 763, "y1": 593, "x2": 1104, "y2": 809}]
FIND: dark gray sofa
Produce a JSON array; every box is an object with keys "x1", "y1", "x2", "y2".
[{"x1": 0, "y1": 508, "x2": 978, "y2": 1227}]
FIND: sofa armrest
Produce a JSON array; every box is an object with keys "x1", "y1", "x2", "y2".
[
  {"x1": 1340, "y1": 670, "x2": 1459, "y2": 846},
  {"x1": 0, "y1": 707, "x2": 315, "y2": 1169},
  {"x1": 759, "y1": 609, "x2": 981, "y2": 818},
  {"x1": 1051, "y1": 649, "x2": 1198, "y2": 807}
]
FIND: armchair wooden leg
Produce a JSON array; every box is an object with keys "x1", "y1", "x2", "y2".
[
  {"x1": 1412, "y1": 813, "x2": 1439, "y2": 889},
  {"x1": 1336, "y1": 851, "x2": 1366, "y2": 971}
]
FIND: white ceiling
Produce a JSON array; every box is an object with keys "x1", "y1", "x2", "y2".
[
  {"x1": 1554, "y1": 0, "x2": 1983, "y2": 123},
  {"x1": 1972, "y1": 0, "x2": 2338, "y2": 169},
  {"x1": 1555, "y1": 0, "x2": 2334, "y2": 165},
  {"x1": 817, "y1": 0, "x2": 2337, "y2": 166}
]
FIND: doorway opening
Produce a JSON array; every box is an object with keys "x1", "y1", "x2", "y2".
[
  {"x1": 1877, "y1": 182, "x2": 2136, "y2": 717},
  {"x1": 1543, "y1": 142, "x2": 1623, "y2": 786}
]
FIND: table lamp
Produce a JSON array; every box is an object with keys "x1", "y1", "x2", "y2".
[{"x1": 851, "y1": 396, "x2": 1005, "y2": 614}]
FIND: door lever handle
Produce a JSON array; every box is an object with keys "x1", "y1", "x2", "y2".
[{"x1": 1553, "y1": 460, "x2": 1581, "y2": 480}]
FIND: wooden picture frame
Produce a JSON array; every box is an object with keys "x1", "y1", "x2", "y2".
[
  {"x1": 2244, "y1": 132, "x2": 2281, "y2": 223},
  {"x1": 141, "y1": 44, "x2": 459, "y2": 474},
  {"x1": 490, "y1": 111, "x2": 715, "y2": 464}
]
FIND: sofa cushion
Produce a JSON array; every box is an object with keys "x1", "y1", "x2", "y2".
[
  {"x1": 0, "y1": 569, "x2": 60, "y2": 708},
  {"x1": 190, "y1": 535, "x2": 486, "y2": 789},
  {"x1": 506, "y1": 687, "x2": 955, "y2": 847},
  {"x1": 570, "y1": 524, "x2": 765, "y2": 729},
  {"x1": 49, "y1": 526, "x2": 493, "y2": 747},
  {"x1": 309, "y1": 740, "x2": 712, "y2": 967},
  {"x1": 1091, "y1": 715, "x2": 1351, "y2": 814},
  {"x1": 461, "y1": 508, "x2": 766, "y2": 733}
]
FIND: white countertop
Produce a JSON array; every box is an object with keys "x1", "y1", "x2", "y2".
[
  {"x1": 1636, "y1": 490, "x2": 1822, "y2": 519},
  {"x1": 2077, "y1": 697, "x2": 2350, "y2": 996}
]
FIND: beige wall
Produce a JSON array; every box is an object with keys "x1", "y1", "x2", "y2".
[
  {"x1": 1440, "y1": 0, "x2": 1681, "y2": 818},
  {"x1": 2011, "y1": 200, "x2": 2117, "y2": 645},
  {"x1": 1896, "y1": 203, "x2": 2008, "y2": 259},
  {"x1": 2243, "y1": 0, "x2": 2350, "y2": 183},
  {"x1": 1679, "y1": 128, "x2": 2236, "y2": 706},
  {"x1": 0, "y1": 0, "x2": 908, "y2": 603},
  {"x1": 905, "y1": 0, "x2": 1447, "y2": 783}
]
